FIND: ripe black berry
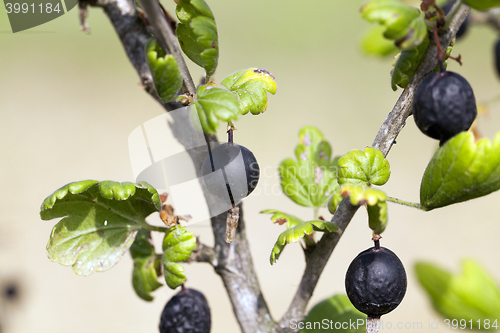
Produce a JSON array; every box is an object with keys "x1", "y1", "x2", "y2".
[
  {"x1": 159, "y1": 288, "x2": 211, "y2": 333},
  {"x1": 494, "y1": 37, "x2": 500, "y2": 78},
  {"x1": 413, "y1": 71, "x2": 477, "y2": 145},
  {"x1": 202, "y1": 143, "x2": 260, "y2": 204},
  {"x1": 442, "y1": 1, "x2": 469, "y2": 40},
  {"x1": 345, "y1": 247, "x2": 407, "y2": 318}
]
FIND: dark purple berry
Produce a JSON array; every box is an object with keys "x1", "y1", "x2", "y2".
[
  {"x1": 202, "y1": 143, "x2": 260, "y2": 204},
  {"x1": 413, "y1": 71, "x2": 477, "y2": 145},
  {"x1": 159, "y1": 288, "x2": 211, "y2": 333},
  {"x1": 345, "y1": 247, "x2": 407, "y2": 318},
  {"x1": 442, "y1": 2, "x2": 469, "y2": 40},
  {"x1": 494, "y1": 37, "x2": 500, "y2": 77}
]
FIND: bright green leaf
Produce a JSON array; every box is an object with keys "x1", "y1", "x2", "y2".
[
  {"x1": 270, "y1": 220, "x2": 338, "y2": 265},
  {"x1": 193, "y1": 85, "x2": 240, "y2": 134},
  {"x1": 391, "y1": 35, "x2": 429, "y2": 91},
  {"x1": 416, "y1": 259, "x2": 500, "y2": 329},
  {"x1": 361, "y1": 0, "x2": 427, "y2": 50},
  {"x1": 221, "y1": 68, "x2": 277, "y2": 115},
  {"x1": 360, "y1": 25, "x2": 399, "y2": 57},
  {"x1": 130, "y1": 230, "x2": 163, "y2": 301},
  {"x1": 162, "y1": 225, "x2": 196, "y2": 289},
  {"x1": 300, "y1": 294, "x2": 365, "y2": 333},
  {"x1": 340, "y1": 184, "x2": 388, "y2": 234},
  {"x1": 145, "y1": 38, "x2": 183, "y2": 102},
  {"x1": 40, "y1": 180, "x2": 161, "y2": 276},
  {"x1": 176, "y1": 0, "x2": 218, "y2": 78},
  {"x1": 260, "y1": 209, "x2": 303, "y2": 229},
  {"x1": 337, "y1": 147, "x2": 390, "y2": 186},
  {"x1": 420, "y1": 132, "x2": 500, "y2": 211},
  {"x1": 327, "y1": 190, "x2": 343, "y2": 215},
  {"x1": 463, "y1": 0, "x2": 500, "y2": 10},
  {"x1": 279, "y1": 126, "x2": 339, "y2": 208}
]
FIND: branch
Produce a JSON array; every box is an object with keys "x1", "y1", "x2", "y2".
[
  {"x1": 91, "y1": 1, "x2": 275, "y2": 332},
  {"x1": 190, "y1": 239, "x2": 217, "y2": 265},
  {"x1": 276, "y1": 5, "x2": 471, "y2": 332}
]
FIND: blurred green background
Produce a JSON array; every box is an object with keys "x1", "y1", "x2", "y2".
[{"x1": 1, "y1": 1, "x2": 500, "y2": 332}]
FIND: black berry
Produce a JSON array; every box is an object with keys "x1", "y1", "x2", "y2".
[
  {"x1": 202, "y1": 143, "x2": 260, "y2": 204},
  {"x1": 494, "y1": 37, "x2": 500, "y2": 78},
  {"x1": 345, "y1": 247, "x2": 407, "y2": 318},
  {"x1": 413, "y1": 71, "x2": 477, "y2": 145},
  {"x1": 159, "y1": 288, "x2": 211, "y2": 333},
  {"x1": 442, "y1": 2, "x2": 469, "y2": 40}
]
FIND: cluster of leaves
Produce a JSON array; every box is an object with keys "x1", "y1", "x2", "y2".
[
  {"x1": 145, "y1": 0, "x2": 276, "y2": 134},
  {"x1": 40, "y1": 180, "x2": 196, "y2": 300}
]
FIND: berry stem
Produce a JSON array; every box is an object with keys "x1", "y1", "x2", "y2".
[
  {"x1": 366, "y1": 317, "x2": 381, "y2": 333},
  {"x1": 386, "y1": 196, "x2": 423, "y2": 210}
]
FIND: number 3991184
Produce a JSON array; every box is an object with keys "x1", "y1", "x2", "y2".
[{"x1": 5, "y1": 2, "x2": 61, "y2": 14}]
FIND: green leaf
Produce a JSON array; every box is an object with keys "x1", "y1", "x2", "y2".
[
  {"x1": 145, "y1": 38, "x2": 183, "y2": 102},
  {"x1": 391, "y1": 35, "x2": 429, "y2": 91},
  {"x1": 260, "y1": 209, "x2": 303, "y2": 229},
  {"x1": 327, "y1": 190, "x2": 343, "y2": 215},
  {"x1": 300, "y1": 294, "x2": 365, "y2": 333},
  {"x1": 361, "y1": 0, "x2": 427, "y2": 50},
  {"x1": 416, "y1": 259, "x2": 500, "y2": 329},
  {"x1": 40, "y1": 180, "x2": 161, "y2": 276},
  {"x1": 270, "y1": 220, "x2": 338, "y2": 265},
  {"x1": 340, "y1": 184, "x2": 388, "y2": 234},
  {"x1": 162, "y1": 225, "x2": 196, "y2": 289},
  {"x1": 463, "y1": 0, "x2": 500, "y2": 10},
  {"x1": 221, "y1": 68, "x2": 277, "y2": 115},
  {"x1": 337, "y1": 147, "x2": 390, "y2": 186},
  {"x1": 420, "y1": 132, "x2": 500, "y2": 211},
  {"x1": 130, "y1": 230, "x2": 163, "y2": 301},
  {"x1": 361, "y1": 25, "x2": 399, "y2": 57},
  {"x1": 176, "y1": 0, "x2": 218, "y2": 78},
  {"x1": 192, "y1": 85, "x2": 240, "y2": 134},
  {"x1": 279, "y1": 126, "x2": 340, "y2": 208}
]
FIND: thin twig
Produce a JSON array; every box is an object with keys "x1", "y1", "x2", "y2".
[{"x1": 137, "y1": 0, "x2": 197, "y2": 95}]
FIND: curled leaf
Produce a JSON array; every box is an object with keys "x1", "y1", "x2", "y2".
[
  {"x1": 130, "y1": 230, "x2": 162, "y2": 301},
  {"x1": 162, "y1": 225, "x2": 196, "y2": 289},
  {"x1": 193, "y1": 85, "x2": 240, "y2": 134},
  {"x1": 361, "y1": 0, "x2": 427, "y2": 50},
  {"x1": 40, "y1": 180, "x2": 160, "y2": 276},
  {"x1": 391, "y1": 35, "x2": 429, "y2": 91},
  {"x1": 360, "y1": 25, "x2": 399, "y2": 57},
  {"x1": 221, "y1": 68, "x2": 277, "y2": 115},
  {"x1": 270, "y1": 220, "x2": 338, "y2": 265},
  {"x1": 337, "y1": 147, "x2": 390, "y2": 186},
  {"x1": 260, "y1": 209, "x2": 303, "y2": 229},
  {"x1": 420, "y1": 132, "x2": 500, "y2": 211},
  {"x1": 146, "y1": 38, "x2": 183, "y2": 102}
]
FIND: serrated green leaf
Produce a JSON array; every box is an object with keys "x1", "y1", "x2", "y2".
[
  {"x1": 340, "y1": 184, "x2": 388, "y2": 234},
  {"x1": 260, "y1": 209, "x2": 303, "y2": 229},
  {"x1": 391, "y1": 35, "x2": 429, "y2": 91},
  {"x1": 221, "y1": 68, "x2": 277, "y2": 115},
  {"x1": 162, "y1": 225, "x2": 196, "y2": 289},
  {"x1": 420, "y1": 132, "x2": 500, "y2": 211},
  {"x1": 270, "y1": 220, "x2": 338, "y2": 265},
  {"x1": 361, "y1": 0, "x2": 427, "y2": 50},
  {"x1": 300, "y1": 294, "x2": 365, "y2": 333},
  {"x1": 176, "y1": 0, "x2": 218, "y2": 78},
  {"x1": 360, "y1": 25, "x2": 399, "y2": 57},
  {"x1": 40, "y1": 180, "x2": 161, "y2": 276},
  {"x1": 146, "y1": 38, "x2": 183, "y2": 102},
  {"x1": 416, "y1": 259, "x2": 500, "y2": 329},
  {"x1": 338, "y1": 147, "x2": 390, "y2": 186},
  {"x1": 463, "y1": 0, "x2": 500, "y2": 10},
  {"x1": 130, "y1": 230, "x2": 162, "y2": 301},
  {"x1": 193, "y1": 85, "x2": 240, "y2": 134},
  {"x1": 279, "y1": 126, "x2": 339, "y2": 208}
]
